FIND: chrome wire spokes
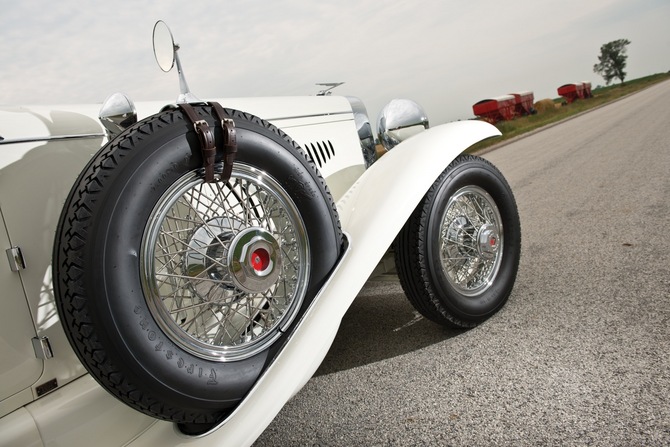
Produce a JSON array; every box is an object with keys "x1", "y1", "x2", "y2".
[
  {"x1": 439, "y1": 186, "x2": 503, "y2": 297},
  {"x1": 141, "y1": 164, "x2": 308, "y2": 361}
]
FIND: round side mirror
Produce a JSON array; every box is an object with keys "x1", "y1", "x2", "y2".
[
  {"x1": 153, "y1": 20, "x2": 176, "y2": 72},
  {"x1": 377, "y1": 99, "x2": 429, "y2": 151}
]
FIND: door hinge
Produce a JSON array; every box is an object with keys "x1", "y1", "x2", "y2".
[
  {"x1": 6, "y1": 246, "x2": 26, "y2": 272},
  {"x1": 32, "y1": 336, "x2": 53, "y2": 359}
]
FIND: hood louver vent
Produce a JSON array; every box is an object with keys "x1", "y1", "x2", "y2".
[{"x1": 303, "y1": 141, "x2": 335, "y2": 169}]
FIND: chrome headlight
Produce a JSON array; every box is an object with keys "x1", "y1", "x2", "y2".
[
  {"x1": 377, "y1": 99, "x2": 429, "y2": 151},
  {"x1": 99, "y1": 92, "x2": 137, "y2": 138}
]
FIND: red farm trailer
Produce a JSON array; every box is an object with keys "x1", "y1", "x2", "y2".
[
  {"x1": 509, "y1": 91, "x2": 535, "y2": 116},
  {"x1": 558, "y1": 82, "x2": 592, "y2": 104},
  {"x1": 472, "y1": 95, "x2": 516, "y2": 123}
]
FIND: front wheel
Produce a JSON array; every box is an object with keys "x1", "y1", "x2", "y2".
[{"x1": 394, "y1": 155, "x2": 521, "y2": 328}]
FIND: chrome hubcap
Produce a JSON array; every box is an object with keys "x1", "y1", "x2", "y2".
[
  {"x1": 228, "y1": 227, "x2": 282, "y2": 294},
  {"x1": 438, "y1": 185, "x2": 503, "y2": 297},
  {"x1": 477, "y1": 223, "x2": 500, "y2": 259}
]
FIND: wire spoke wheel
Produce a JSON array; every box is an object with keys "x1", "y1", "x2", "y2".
[
  {"x1": 394, "y1": 155, "x2": 520, "y2": 328},
  {"x1": 142, "y1": 164, "x2": 309, "y2": 362},
  {"x1": 439, "y1": 185, "x2": 503, "y2": 297}
]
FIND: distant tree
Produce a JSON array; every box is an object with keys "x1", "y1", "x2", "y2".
[{"x1": 593, "y1": 39, "x2": 631, "y2": 85}]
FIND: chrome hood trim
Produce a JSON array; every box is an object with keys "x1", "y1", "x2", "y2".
[{"x1": 0, "y1": 133, "x2": 104, "y2": 145}]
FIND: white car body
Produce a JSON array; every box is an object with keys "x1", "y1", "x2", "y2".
[{"x1": 0, "y1": 95, "x2": 499, "y2": 446}]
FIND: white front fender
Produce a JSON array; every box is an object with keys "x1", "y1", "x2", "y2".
[{"x1": 130, "y1": 120, "x2": 500, "y2": 446}]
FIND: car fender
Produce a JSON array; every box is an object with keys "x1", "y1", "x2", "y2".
[{"x1": 128, "y1": 119, "x2": 500, "y2": 446}]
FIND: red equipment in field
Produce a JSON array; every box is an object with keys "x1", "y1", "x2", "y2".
[
  {"x1": 558, "y1": 82, "x2": 592, "y2": 103},
  {"x1": 582, "y1": 81, "x2": 592, "y2": 98},
  {"x1": 472, "y1": 95, "x2": 516, "y2": 123},
  {"x1": 509, "y1": 91, "x2": 535, "y2": 116}
]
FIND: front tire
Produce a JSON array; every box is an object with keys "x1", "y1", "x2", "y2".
[
  {"x1": 53, "y1": 105, "x2": 342, "y2": 425},
  {"x1": 394, "y1": 154, "x2": 520, "y2": 328}
]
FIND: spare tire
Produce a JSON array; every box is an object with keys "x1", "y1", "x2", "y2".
[{"x1": 53, "y1": 105, "x2": 343, "y2": 427}]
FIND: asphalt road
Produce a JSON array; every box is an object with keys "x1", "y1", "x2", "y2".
[{"x1": 254, "y1": 80, "x2": 670, "y2": 446}]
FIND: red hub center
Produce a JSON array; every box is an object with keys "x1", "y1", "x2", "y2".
[{"x1": 251, "y1": 248, "x2": 270, "y2": 272}]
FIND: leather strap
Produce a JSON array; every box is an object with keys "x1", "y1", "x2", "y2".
[
  {"x1": 177, "y1": 102, "x2": 237, "y2": 183},
  {"x1": 209, "y1": 101, "x2": 237, "y2": 183},
  {"x1": 178, "y1": 103, "x2": 216, "y2": 182}
]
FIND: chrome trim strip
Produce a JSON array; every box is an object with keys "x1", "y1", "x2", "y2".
[
  {"x1": 267, "y1": 110, "x2": 352, "y2": 121},
  {"x1": 0, "y1": 133, "x2": 105, "y2": 145}
]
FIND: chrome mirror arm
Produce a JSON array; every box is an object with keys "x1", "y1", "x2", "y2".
[{"x1": 173, "y1": 44, "x2": 201, "y2": 104}]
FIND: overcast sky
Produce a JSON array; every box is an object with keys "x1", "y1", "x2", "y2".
[{"x1": 1, "y1": 0, "x2": 668, "y2": 126}]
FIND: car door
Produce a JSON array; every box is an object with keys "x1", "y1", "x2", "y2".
[
  {"x1": 0, "y1": 105, "x2": 105, "y2": 416},
  {"x1": 0, "y1": 208, "x2": 43, "y2": 415}
]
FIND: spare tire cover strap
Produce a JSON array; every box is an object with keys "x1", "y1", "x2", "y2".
[
  {"x1": 209, "y1": 101, "x2": 237, "y2": 183},
  {"x1": 178, "y1": 103, "x2": 217, "y2": 182}
]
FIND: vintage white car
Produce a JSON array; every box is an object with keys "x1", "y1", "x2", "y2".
[{"x1": 0, "y1": 22, "x2": 520, "y2": 446}]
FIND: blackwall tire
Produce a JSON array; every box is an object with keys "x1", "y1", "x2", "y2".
[
  {"x1": 53, "y1": 105, "x2": 343, "y2": 426},
  {"x1": 394, "y1": 154, "x2": 520, "y2": 328}
]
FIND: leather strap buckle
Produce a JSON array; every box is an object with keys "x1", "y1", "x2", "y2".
[
  {"x1": 177, "y1": 102, "x2": 237, "y2": 184},
  {"x1": 209, "y1": 102, "x2": 237, "y2": 183}
]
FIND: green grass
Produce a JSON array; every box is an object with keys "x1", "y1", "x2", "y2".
[{"x1": 467, "y1": 72, "x2": 670, "y2": 153}]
